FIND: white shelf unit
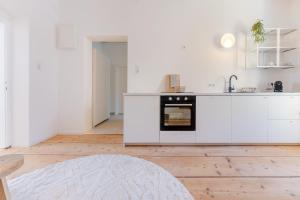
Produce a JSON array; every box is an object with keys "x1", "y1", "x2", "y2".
[{"x1": 246, "y1": 28, "x2": 299, "y2": 69}]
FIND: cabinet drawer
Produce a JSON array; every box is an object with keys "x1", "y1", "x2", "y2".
[
  {"x1": 269, "y1": 120, "x2": 300, "y2": 143},
  {"x1": 269, "y1": 96, "x2": 300, "y2": 120},
  {"x1": 160, "y1": 131, "x2": 196, "y2": 144}
]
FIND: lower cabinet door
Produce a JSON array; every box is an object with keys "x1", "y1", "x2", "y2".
[
  {"x1": 124, "y1": 96, "x2": 160, "y2": 144},
  {"x1": 269, "y1": 120, "x2": 300, "y2": 143},
  {"x1": 231, "y1": 96, "x2": 269, "y2": 143},
  {"x1": 269, "y1": 96, "x2": 300, "y2": 120},
  {"x1": 197, "y1": 96, "x2": 231, "y2": 143}
]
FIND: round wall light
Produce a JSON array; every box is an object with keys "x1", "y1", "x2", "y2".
[{"x1": 220, "y1": 33, "x2": 236, "y2": 48}]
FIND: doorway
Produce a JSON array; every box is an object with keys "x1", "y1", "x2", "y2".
[
  {"x1": 0, "y1": 20, "x2": 8, "y2": 148},
  {"x1": 90, "y1": 42, "x2": 127, "y2": 134}
]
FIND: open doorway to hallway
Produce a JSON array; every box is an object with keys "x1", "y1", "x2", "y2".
[{"x1": 89, "y1": 42, "x2": 127, "y2": 135}]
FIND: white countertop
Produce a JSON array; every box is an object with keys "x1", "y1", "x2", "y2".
[{"x1": 124, "y1": 92, "x2": 300, "y2": 96}]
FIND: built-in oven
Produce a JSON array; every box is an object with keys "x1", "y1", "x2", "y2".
[{"x1": 160, "y1": 95, "x2": 196, "y2": 131}]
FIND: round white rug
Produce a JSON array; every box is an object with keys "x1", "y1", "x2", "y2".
[{"x1": 8, "y1": 155, "x2": 194, "y2": 200}]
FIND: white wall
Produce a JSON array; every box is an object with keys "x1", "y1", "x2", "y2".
[
  {"x1": 259, "y1": 0, "x2": 300, "y2": 92},
  {"x1": 1, "y1": 0, "x2": 298, "y2": 138},
  {"x1": 282, "y1": 0, "x2": 300, "y2": 92},
  {"x1": 0, "y1": 0, "x2": 59, "y2": 146},
  {"x1": 0, "y1": 18, "x2": 6, "y2": 147},
  {"x1": 57, "y1": 0, "x2": 295, "y2": 133},
  {"x1": 28, "y1": 1, "x2": 59, "y2": 145},
  {"x1": 11, "y1": 18, "x2": 30, "y2": 147}
]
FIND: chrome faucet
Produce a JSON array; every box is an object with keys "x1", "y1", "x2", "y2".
[{"x1": 228, "y1": 75, "x2": 238, "y2": 93}]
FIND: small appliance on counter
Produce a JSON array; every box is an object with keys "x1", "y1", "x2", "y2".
[
  {"x1": 274, "y1": 81, "x2": 283, "y2": 92},
  {"x1": 164, "y1": 74, "x2": 186, "y2": 93}
]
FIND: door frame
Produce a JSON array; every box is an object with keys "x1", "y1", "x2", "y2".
[
  {"x1": 84, "y1": 35, "x2": 128, "y2": 131},
  {"x1": 0, "y1": 12, "x2": 11, "y2": 148}
]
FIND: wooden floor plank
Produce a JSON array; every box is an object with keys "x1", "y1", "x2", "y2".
[
  {"x1": 181, "y1": 178, "x2": 300, "y2": 200},
  {"x1": 8, "y1": 154, "x2": 300, "y2": 178},
  {"x1": 2, "y1": 135, "x2": 300, "y2": 200},
  {"x1": 9, "y1": 154, "x2": 300, "y2": 200},
  {"x1": 4, "y1": 143, "x2": 300, "y2": 157},
  {"x1": 145, "y1": 156, "x2": 300, "y2": 177}
]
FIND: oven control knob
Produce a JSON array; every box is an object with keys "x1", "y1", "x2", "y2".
[
  {"x1": 168, "y1": 97, "x2": 173, "y2": 101},
  {"x1": 176, "y1": 97, "x2": 180, "y2": 101},
  {"x1": 184, "y1": 97, "x2": 189, "y2": 101}
]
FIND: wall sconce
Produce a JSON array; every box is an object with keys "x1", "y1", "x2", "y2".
[{"x1": 220, "y1": 33, "x2": 236, "y2": 48}]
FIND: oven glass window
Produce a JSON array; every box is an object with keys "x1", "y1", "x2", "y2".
[{"x1": 164, "y1": 107, "x2": 191, "y2": 126}]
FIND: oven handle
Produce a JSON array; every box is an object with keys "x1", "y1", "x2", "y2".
[{"x1": 165, "y1": 104, "x2": 193, "y2": 107}]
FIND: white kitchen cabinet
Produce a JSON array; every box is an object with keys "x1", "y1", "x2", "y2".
[
  {"x1": 124, "y1": 96, "x2": 160, "y2": 144},
  {"x1": 269, "y1": 96, "x2": 300, "y2": 143},
  {"x1": 123, "y1": 93, "x2": 300, "y2": 145},
  {"x1": 160, "y1": 131, "x2": 196, "y2": 144},
  {"x1": 269, "y1": 96, "x2": 300, "y2": 120},
  {"x1": 232, "y1": 96, "x2": 269, "y2": 143},
  {"x1": 196, "y1": 96, "x2": 231, "y2": 143},
  {"x1": 269, "y1": 120, "x2": 300, "y2": 143}
]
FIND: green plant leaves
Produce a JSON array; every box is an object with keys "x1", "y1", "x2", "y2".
[{"x1": 252, "y1": 20, "x2": 265, "y2": 43}]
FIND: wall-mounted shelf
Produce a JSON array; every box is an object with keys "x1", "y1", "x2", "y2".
[
  {"x1": 249, "y1": 47, "x2": 297, "y2": 53},
  {"x1": 246, "y1": 28, "x2": 299, "y2": 69},
  {"x1": 265, "y1": 28, "x2": 297, "y2": 36}
]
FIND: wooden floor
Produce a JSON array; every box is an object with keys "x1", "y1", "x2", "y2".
[{"x1": 1, "y1": 135, "x2": 300, "y2": 200}]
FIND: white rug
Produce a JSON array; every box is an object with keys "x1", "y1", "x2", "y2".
[{"x1": 8, "y1": 155, "x2": 194, "y2": 200}]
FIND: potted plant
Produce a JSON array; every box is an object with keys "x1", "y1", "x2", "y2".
[{"x1": 251, "y1": 20, "x2": 265, "y2": 44}]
